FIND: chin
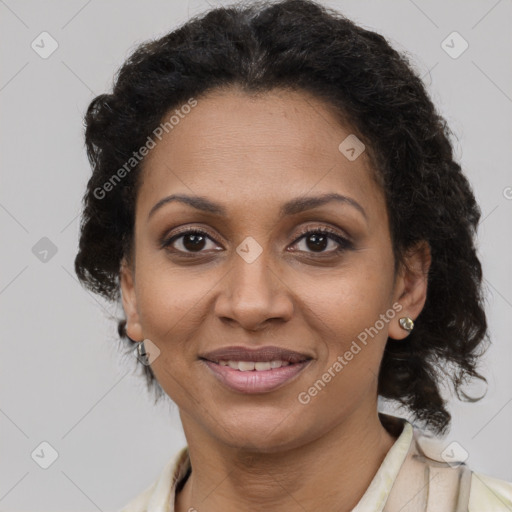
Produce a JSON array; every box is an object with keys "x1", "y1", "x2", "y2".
[{"x1": 214, "y1": 414, "x2": 310, "y2": 454}]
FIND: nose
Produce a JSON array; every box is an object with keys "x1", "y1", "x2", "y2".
[{"x1": 213, "y1": 246, "x2": 294, "y2": 331}]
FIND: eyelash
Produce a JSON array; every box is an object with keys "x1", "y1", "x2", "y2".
[{"x1": 160, "y1": 226, "x2": 353, "y2": 257}]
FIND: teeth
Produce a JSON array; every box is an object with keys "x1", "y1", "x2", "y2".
[
  {"x1": 254, "y1": 361, "x2": 271, "y2": 371},
  {"x1": 238, "y1": 361, "x2": 255, "y2": 371},
  {"x1": 219, "y1": 360, "x2": 291, "y2": 371}
]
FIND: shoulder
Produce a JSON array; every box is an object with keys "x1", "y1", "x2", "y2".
[
  {"x1": 389, "y1": 418, "x2": 512, "y2": 512},
  {"x1": 469, "y1": 471, "x2": 512, "y2": 511},
  {"x1": 412, "y1": 428, "x2": 512, "y2": 511},
  {"x1": 117, "y1": 446, "x2": 189, "y2": 512},
  {"x1": 118, "y1": 482, "x2": 156, "y2": 512}
]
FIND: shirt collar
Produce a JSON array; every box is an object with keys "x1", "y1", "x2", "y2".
[{"x1": 352, "y1": 415, "x2": 413, "y2": 511}]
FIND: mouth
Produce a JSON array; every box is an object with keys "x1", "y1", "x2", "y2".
[
  {"x1": 216, "y1": 359, "x2": 297, "y2": 371},
  {"x1": 199, "y1": 346, "x2": 312, "y2": 371},
  {"x1": 199, "y1": 345, "x2": 313, "y2": 394}
]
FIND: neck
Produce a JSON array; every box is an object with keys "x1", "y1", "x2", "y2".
[{"x1": 175, "y1": 406, "x2": 400, "y2": 512}]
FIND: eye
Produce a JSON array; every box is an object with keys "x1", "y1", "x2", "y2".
[
  {"x1": 291, "y1": 227, "x2": 353, "y2": 254},
  {"x1": 160, "y1": 226, "x2": 353, "y2": 256},
  {"x1": 161, "y1": 229, "x2": 221, "y2": 254}
]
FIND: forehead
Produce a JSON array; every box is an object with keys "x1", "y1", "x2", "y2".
[{"x1": 136, "y1": 87, "x2": 383, "y2": 221}]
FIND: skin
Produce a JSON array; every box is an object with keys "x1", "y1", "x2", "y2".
[{"x1": 120, "y1": 86, "x2": 431, "y2": 512}]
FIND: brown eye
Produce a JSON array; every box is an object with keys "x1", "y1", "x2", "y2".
[
  {"x1": 162, "y1": 230, "x2": 219, "y2": 253},
  {"x1": 304, "y1": 232, "x2": 329, "y2": 252},
  {"x1": 181, "y1": 233, "x2": 207, "y2": 251},
  {"x1": 161, "y1": 227, "x2": 352, "y2": 257},
  {"x1": 291, "y1": 228, "x2": 352, "y2": 254}
]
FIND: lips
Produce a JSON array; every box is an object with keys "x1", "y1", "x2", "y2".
[
  {"x1": 199, "y1": 345, "x2": 313, "y2": 394},
  {"x1": 200, "y1": 345, "x2": 311, "y2": 364},
  {"x1": 202, "y1": 360, "x2": 312, "y2": 394}
]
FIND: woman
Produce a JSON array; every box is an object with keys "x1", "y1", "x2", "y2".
[{"x1": 74, "y1": 0, "x2": 512, "y2": 510}]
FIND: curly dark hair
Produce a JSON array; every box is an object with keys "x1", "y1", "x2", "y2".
[{"x1": 74, "y1": 0, "x2": 489, "y2": 434}]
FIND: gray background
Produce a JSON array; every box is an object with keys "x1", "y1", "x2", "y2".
[{"x1": 1, "y1": 0, "x2": 511, "y2": 509}]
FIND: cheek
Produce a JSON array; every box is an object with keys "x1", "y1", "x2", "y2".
[
  {"x1": 309, "y1": 258, "x2": 393, "y2": 331},
  {"x1": 135, "y1": 255, "x2": 212, "y2": 335},
  {"x1": 304, "y1": 251, "x2": 395, "y2": 374}
]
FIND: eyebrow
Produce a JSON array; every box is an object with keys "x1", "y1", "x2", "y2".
[{"x1": 147, "y1": 192, "x2": 367, "y2": 222}]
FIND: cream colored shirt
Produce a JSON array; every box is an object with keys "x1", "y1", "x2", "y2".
[{"x1": 119, "y1": 416, "x2": 512, "y2": 511}]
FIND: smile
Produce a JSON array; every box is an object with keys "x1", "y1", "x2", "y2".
[
  {"x1": 202, "y1": 359, "x2": 312, "y2": 394},
  {"x1": 218, "y1": 359, "x2": 292, "y2": 371}
]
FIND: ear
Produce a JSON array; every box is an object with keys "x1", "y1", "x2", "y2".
[
  {"x1": 388, "y1": 240, "x2": 431, "y2": 340},
  {"x1": 119, "y1": 257, "x2": 144, "y2": 342}
]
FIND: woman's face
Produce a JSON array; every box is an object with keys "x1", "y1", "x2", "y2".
[{"x1": 121, "y1": 87, "x2": 426, "y2": 452}]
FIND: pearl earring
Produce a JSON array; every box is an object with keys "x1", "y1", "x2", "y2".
[{"x1": 399, "y1": 317, "x2": 414, "y2": 332}]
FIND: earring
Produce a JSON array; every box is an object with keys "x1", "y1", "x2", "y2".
[
  {"x1": 399, "y1": 317, "x2": 414, "y2": 332},
  {"x1": 136, "y1": 340, "x2": 150, "y2": 365}
]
